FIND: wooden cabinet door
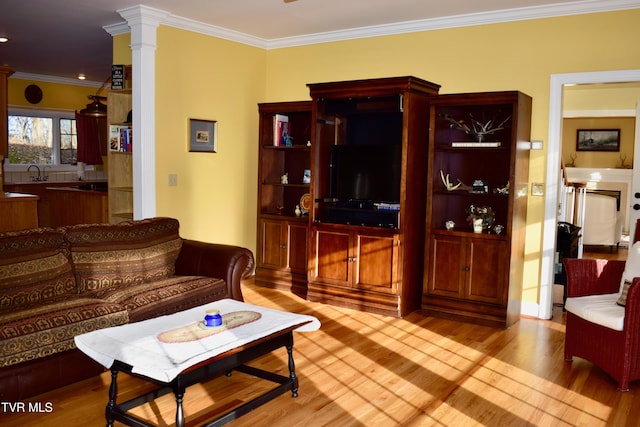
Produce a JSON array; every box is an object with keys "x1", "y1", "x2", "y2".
[
  {"x1": 427, "y1": 234, "x2": 464, "y2": 298},
  {"x1": 259, "y1": 219, "x2": 286, "y2": 270},
  {"x1": 287, "y1": 222, "x2": 308, "y2": 275},
  {"x1": 259, "y1": 217, "x2": 308, "y2": 282},
  {"x1": 310, "y1": 226, "x2": 351, "y2": 287},
  {"x1": 354, "y1": 232, "x2": 399, "y2": 294},
  {"x1": 428, "y1": 233, "x2": 506, "y2": 304},
  {"x1": 465, "y1": 238, "x2": 506, "y2": 304}
]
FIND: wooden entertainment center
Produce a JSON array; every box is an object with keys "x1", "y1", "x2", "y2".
[{"x1": 255, "y1": 77, "x2": 532, "y2": 325}]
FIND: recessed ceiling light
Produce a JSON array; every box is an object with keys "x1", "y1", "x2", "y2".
[
  {"x1": 0, "y1": 37, "x2": 9, "y2": 43},
  {"x1": 78, "y1": 74, "x2": 86, "y2": 80}
]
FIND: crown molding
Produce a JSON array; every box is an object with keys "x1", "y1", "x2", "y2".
[
  {"x1": 10, "y1": 72, "x2": 103, "y2": 87},
  {"x1": 103, "y1": 21, "x2": 131, "y2": 37},
  {"x1": 162, "y1": 14, "x2": 267, "y2": 49},
  {"x1": 564, "y1": 108, "x2": 636, "y2": 118},
  {"x1": 266, "y1": 0, "x2": 640, "y2": 49},
  {"x1": 98, "y1": 0, "x2": 639, "y2": 51}
]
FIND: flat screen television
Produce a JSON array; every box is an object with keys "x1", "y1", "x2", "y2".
[{"x1": 329, "y1": 143, "x2": 402, "y2": 204}]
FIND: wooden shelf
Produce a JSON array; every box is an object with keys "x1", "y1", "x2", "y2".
[
  {"x1": 423, "y1": 91, "x2": 532, "y2": 328},
  {"x1": 262, "y1": 145, "x2": 311, "y2": 151},
  {"x1": 255, "y1": 101, "x2": 313, "y2": 293},
  {"x1": 107, "y1": 89, "x2": 133, "y2": 224},
  {"x1": 262, "y1": 182, "x2": 310, "y2": 188},
  {"x1": 111, "y1": 211, "x2": 134, "y2": 220}
]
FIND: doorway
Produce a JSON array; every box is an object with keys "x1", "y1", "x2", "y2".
[{"x1": 539, "y1": 69, "x2": 640, "y2": 320}]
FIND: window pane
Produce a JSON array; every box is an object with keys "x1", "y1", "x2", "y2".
[
  {"x1": 8, "y1": 116, "x2": 53, "y2": 164},
  {"x1": 60, "y1": 118, "x2": 77, "y2": 164}
]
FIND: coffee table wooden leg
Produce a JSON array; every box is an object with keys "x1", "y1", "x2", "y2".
[
  {"x1": 287, "y1": 339, "x2": 299, "y2": 398},
  {"x1": 174, "y1": 383, "x2": 186, "y2": 427},
  {"x1": 106, "y1": 368, "x2": 118, "y2": 427}
]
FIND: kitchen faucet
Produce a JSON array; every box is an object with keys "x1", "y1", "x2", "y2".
[
  {"x1": 27, "y1": 164, "x2": 41, "y2": 182},
  {"x1": 42, "y1": 166, "x2": 51, "y2": 181}
]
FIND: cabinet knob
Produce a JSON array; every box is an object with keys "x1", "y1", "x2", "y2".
[{"x1": 279, "y1": 244, "x2": 287, "y2": 249}]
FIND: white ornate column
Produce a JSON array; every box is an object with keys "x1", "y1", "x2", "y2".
[{"x1": 117, "y1": 5, "x2": 169, "y2": 220}]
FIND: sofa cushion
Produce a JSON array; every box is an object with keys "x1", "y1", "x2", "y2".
[
  {"x1": 63, "y1": 217, "x2": 183, "y2": 293},
  {"x1": 617, "y1": 280, "x2": 632, "y2": 306},
  {"x1": 565, "y1": 293, "x2": 625, "y2": 331},
  {"x1": 0, "y1": 297, "x2": 128, "y2": 367},
  {"x1": 0, "y1": 228, "x2": 76, "y2": 312},
  {"x1": 620, "y1": 241, "x2": 640, "y2": 293},
  {"x1": 92, "y1": 275, "x2": 227, "y2": 323}
]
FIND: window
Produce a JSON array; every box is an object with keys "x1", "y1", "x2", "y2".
[
  {"x1": 7, "y1": 110, "x2": 77, "y2": 166},
  {"x1": 59, "y1": 118, "x2": 78, "y2": 164}
]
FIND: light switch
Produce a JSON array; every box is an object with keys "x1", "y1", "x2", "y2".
[
  {"x1": 531, "y1": 140, "x2": 543, "y2": 150},
  {"x1": 531, "y1": 183, "x2": 544, "y2": 196},
  {"x1": 168, "y1": 174, "x2": 178, "y2": 187}
]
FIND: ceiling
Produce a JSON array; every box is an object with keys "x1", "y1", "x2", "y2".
[{"x1": 0, "y1": 0, "x2": 637, "y2": 84}]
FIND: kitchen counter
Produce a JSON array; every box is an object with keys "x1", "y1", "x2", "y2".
[
  {"x1": 46, "y1": 184, "x2": 108, "y2": 194},
  {"x1": 0, "y1": 192, "x2": 39, "y2": 232},
  {"x1": 1, "y1": 191, "x2": 39, "y2": 200},
  {"x1": 4, "y1": 181, "x2": 108, "y2": 227},
  {"x1": 47, "y1": 186, "x2": 109, "y2": 227},
  {"x1": 5, "y1": 180, "x2": 107, "y2": 187}
]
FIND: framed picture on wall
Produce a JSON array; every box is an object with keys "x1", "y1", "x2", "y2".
[
  {"x1": 576, "y1": 129, "x2": 620, "y2": 152},
  {"x1": 189, "y1": 119, "x2": 217, "y2": 153}
]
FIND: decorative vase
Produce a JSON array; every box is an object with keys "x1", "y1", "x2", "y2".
[
  {"x1": 473, "y1": 218, "x2": 483, "y2": 233},
  {"x1": 482, "y1": 215, "x2": 495, "y2": 230}
]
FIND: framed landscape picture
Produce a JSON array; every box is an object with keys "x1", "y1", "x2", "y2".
[
  {"x1": 189, "y1": 119, "x2": 217, "y2": 153},
  {"x1": 576, "y1": 129, "x2": 620, "y2": 152}
]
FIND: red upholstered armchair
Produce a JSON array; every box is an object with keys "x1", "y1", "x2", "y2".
[{"x1": 564, "y1": 253, "x2": 640, "y2": 391}]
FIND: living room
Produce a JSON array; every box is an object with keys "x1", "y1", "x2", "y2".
[
  {"x1": 4, "y1": 5, "x2": 639, "y2": 319},
  {"x1": 1, "y1": 2, "x2": 640, "y2": 425}
]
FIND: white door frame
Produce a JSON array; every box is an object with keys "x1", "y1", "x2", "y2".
[
  {"x1": 539, "y1": 69, "x2": 640, "y2": 320},
  {"x1": 632, "y1": 100, "x2": 640, "y2": 242}
]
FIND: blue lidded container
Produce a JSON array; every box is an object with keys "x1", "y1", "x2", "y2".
[{"x1": 204, "y1": 309, "x2": 222, "y2": 327}]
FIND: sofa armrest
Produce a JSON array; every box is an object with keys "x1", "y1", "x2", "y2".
[
  {"x1": 174, "y1": 239, "x2": 255, "y2": 302},
  {"x1": 563, "y1": 258, "x2": 625, "y2": 297},
  {"x1": 623, "y1": 278, "x2": 640, "y2": 342}
]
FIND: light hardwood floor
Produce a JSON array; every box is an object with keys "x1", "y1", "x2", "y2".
[{"x1": 1, "y1": 280, "x2": 637, "y2": 427}]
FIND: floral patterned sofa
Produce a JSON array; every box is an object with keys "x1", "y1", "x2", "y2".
[{"x1": 0, "y1": 217, "x2": 254, "y2": 400}]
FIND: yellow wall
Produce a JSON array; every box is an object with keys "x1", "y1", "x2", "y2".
[
  {"x1": 7, "y1": 78, "x2": 97, "y2": 111},
  {"x1": 153, "y1": 27, "x2": 266, "y2": 248},
  {"x1": 564, "y1": 83, "x2": 640, "y2": 111},
  {"x1": 562, "y1": 117, "x2": 636, "y2": 168}
]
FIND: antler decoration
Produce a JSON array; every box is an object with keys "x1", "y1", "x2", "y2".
[
  {"x1": 440, "y1": 170, "x2": 470, "y2": 192},
  {"x1": 440, "y1": 113, "x2": 511, "y2": 142}
]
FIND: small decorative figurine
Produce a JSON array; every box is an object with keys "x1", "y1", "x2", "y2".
[
  {"x1": 445, "y1": 220, "x2": 455, "y2": 231},
  {"x1": 281, "y1": 173, "x2": 288, "y2": 184},
  {"x1": 494, "y1": 182, "x2": 510, "y2": 195},
  {"x1": 295, "y1": 205, "x2": 302, "y2": 217}
]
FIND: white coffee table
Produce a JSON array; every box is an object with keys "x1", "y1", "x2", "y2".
[{"x1": 75, "y1": 299, "x2": 320, "y2": 427}]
